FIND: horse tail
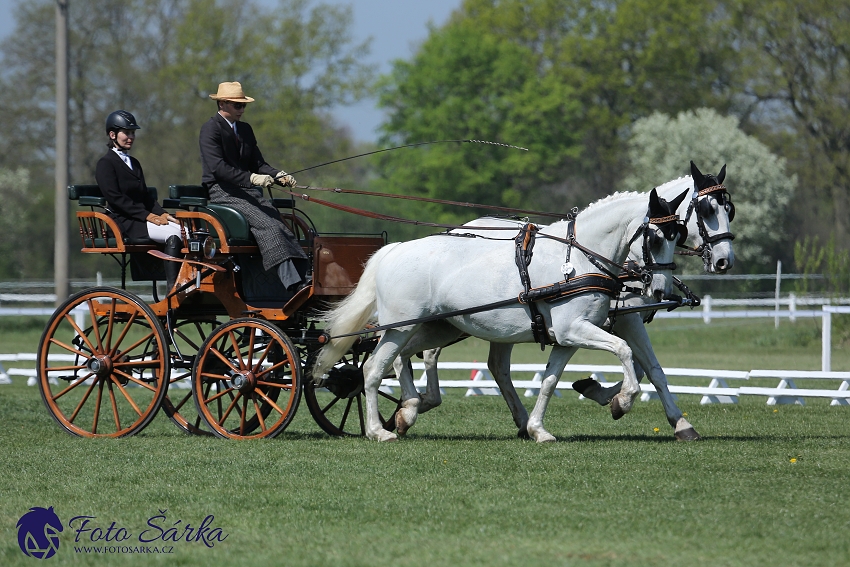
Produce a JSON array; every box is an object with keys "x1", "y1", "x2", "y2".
[{"x1": 312, "y1": 243, "x2": 400, "y2": 381}]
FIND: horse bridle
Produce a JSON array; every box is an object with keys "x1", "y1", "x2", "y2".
[
  {"x1": 680, "y1": 183, "x2": 736, "y2": 266},
  {"x1": 624, "y1": 212, "x2": 684, "y2": 283}
]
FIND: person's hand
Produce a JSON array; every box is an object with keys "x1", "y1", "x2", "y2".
[
  {"x1": 276, "y1": 172, "x2": 296, "y2": 187},
  {"x1": 250, "y1": 173, "x2": 275, "y2": 189},
  {"x1": 147, "y1": 213, "x2": 167, "y2": 226}
]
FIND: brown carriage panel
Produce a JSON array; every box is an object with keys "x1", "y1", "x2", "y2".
[{"x1": 312, "y1": 236, "x2": 385, "y2": 296}]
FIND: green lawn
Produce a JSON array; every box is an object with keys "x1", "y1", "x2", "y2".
[{"x1": 1, "y1": 316, "x2": 849, "y2": 566}]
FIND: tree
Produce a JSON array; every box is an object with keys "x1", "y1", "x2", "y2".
[
  {"x1": 376, "y1": 18, "x2": 582, "y2": 225},
  {"x1": 727, "y1": 0, "x2": 850, "y2": 249},
  {"x1": 0, "y1": 168, "x2": 54, "y2": 279},
  {"x1": 0, "y1": 0, "x2": 374, "y2": 279},
  {"x1": 377, "y1": 0, "x2": 735, "y2": 218},
  {"x1": 622, "y1": 108, "x2": 796, "y2": 270}
]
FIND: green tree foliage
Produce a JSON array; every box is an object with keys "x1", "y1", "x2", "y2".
[
  {"x1": 0, "y1": 0, "x2": 374, "y2": 279},
  {"x1": 377, "y1": 0, "x2": 733, "y2": 219},
  {"x1": 622, "y1": 108, "x2": 796, "y2": 271},
  {"x1": 376, "y1": 18, "x2": 582, "y2": 226},
  {"x1": 0, "y1": 168, "x2": 53, "y2": 279},
  {"x1": 726, "y1": 0, "x2": 850, "y2": 248}
]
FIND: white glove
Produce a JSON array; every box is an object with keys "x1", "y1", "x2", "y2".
[
  {"x1": 276, "y1": 172, "x2": 296, "y2": 187},
  {"x1": 250, "y1": 173, "x2": 275, "y2": 189}
]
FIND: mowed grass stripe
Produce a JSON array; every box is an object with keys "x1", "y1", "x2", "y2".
[{"x1": 1, "y1": 381, "x2": 848, "y2": 567}]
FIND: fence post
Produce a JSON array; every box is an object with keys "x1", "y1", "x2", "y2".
[
  {"x1": 702, "y1": 294, "x2": 712, "y2": 324},
  {"x1": 822, "y1": 306, "x2": 832, "y2": 372},
  {"x1": 774, "y1": 260, "x2": 782, "y2": 329},
  {"x1": 789, "y1": 293, "x2": 796, "y2": 323}
]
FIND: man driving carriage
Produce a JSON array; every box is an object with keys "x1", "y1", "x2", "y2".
[{"x1": 199, "y1": 81, "x2": 309, "y2": 293}]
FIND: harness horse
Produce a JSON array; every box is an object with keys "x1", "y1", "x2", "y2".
[
  {"x1": 313, "y1": 188, "x2": 689, "y2": 442},
  {"x1": 395, "y1": 162, "x2": 735, "y2": 440}
]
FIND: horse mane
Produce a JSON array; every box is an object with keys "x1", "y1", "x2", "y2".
[
  {"x1": 578, "y1": 191, "x2": 644, "y2": 217},
  {"x1": 653, "y1": 175, "x2": 693, "y2": 195}
]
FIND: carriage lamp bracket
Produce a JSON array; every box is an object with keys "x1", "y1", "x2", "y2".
[{"x1": 188, "y1": 228, "x2": 216, "y2": 259}]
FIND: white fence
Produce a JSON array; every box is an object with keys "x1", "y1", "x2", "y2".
[{"x1": 6, "y1": 355, "x2": 848, "y2": 407}]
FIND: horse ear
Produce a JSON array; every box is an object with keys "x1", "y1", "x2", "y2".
[
  {"x1": 648, "y1": 187, "x2": 663, "y2": 217},
  {"x1": 718, "y1": 164, "x2": 726, "y2": 184},
  {"x1": 669, "y1": 188, "x2": 690, "y2": 212},
  {"x1": 690, "y1": 161, "x2": 703, "y2": 183}
]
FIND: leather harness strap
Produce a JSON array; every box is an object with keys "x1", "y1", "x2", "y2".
[{"x1": 514, "y1": 223, "x2": 548, "y2": 350}]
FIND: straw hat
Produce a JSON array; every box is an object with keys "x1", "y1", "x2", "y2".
[{"x1": 208, "y1": 81, "x2": 255, "y2": 103}]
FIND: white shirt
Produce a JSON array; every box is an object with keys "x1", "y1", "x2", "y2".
[
  {"x1": 219, "y1": 112, "x2": 238, "y2": 137},
  {"x1": 112, "y1": 147, "x2": 132, "y2": 170}
]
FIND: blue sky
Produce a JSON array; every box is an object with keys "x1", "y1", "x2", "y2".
[{"x1": 0, "y1": 0, "x2": 461, "y2": 141}]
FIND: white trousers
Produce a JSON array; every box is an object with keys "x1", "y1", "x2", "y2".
[{"x1": 146, "y1": 221, "x2": 182, "y2": 243}]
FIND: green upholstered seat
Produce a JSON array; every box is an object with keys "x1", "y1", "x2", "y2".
[
  {"x1": 69, "y1": 184, "x2": 158, "y2": 207},
  {"x1": 169, "y1": 185, "x2": 254, "y2": 245}
]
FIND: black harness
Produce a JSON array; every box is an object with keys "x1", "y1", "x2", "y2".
[{"x1": 512, "y1": 212, "x2": 681, "y2": 350}]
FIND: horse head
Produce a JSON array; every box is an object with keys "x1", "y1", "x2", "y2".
[
  {"x1": 689, "y1": 160, "x2": 736, "y2": 273},
  {"x1": 638, "y1": 187, "x2": 690, "y2": 301}
]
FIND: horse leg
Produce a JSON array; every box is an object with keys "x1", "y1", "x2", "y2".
[
  {"x1": 526, "y1": 345, "x2": 576, "y2": 442},
  {"x1": 391, "y1": 355, "x2": 421, "y2": 436},
  {"x1": 557, "y1": 320, "x2": 642, "y2": 420},
  {"x1": 487, "y1": 343, "x2": 529, "y2": 437},
  {"x1": 419, "y1": 347, "x2": 443, "y2": 413},
  {"x1": 614, "y1": 315, "x2": 701, "y2": 440},
  {"x1": 363, "y1": 327, "x2": 419, "y2": 441}
]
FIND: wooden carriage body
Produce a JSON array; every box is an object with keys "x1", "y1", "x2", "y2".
[{"x1": 37, "y1": 184, "x2": 395, "y2": 440}]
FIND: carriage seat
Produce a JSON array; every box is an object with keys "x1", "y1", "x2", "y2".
[
  {"x1": 69, "y1": 184, "x2": 158, "y2": 247},
  {"x1": 167, "y1": 185, "x2": 298, "y2": 247}
]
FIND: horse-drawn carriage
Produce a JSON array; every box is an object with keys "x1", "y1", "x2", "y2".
[
  {"x1": 37, "y1": 159, "x2": 734, "y2": 442},
  {"x1": 37, "y1": 184, "x2": 404, "y2": 439}
]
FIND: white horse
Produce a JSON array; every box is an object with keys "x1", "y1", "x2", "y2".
[
  {"x1": 313, "y1": 188, "x2": 689, "y2": 442},
  {"x1": 396, "y1": 162, "x2": 735, "y2": 440}
]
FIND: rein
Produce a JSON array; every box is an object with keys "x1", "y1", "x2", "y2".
[
  {"x1": 281, "y1": 187, "x2": 568, "y2": 231},
  {"x1": 286, "y1": 184, "x2": 569, "y2": 219}
]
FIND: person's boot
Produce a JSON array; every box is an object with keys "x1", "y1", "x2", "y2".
[{"x1": 163, "y1": 235, "x2": 182, "y2": 292}]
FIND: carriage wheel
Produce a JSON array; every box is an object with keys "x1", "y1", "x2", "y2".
[
  {"x1": 192, "y1": 318, "x2": 302, "y2": 439},
  {"x1": 303, "y1": 343, "x2": 403, "y2": 437},
  {"x1": 159, "y1": 318, "x2": 221, "y2": 436},
  {"x1": 37, "y1": 287, "x2": 170, "y2": 438}
]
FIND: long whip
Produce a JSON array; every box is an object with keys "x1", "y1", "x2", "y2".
[{"x1": 287, "y1": 139, "x2": 528, "y2": 176}]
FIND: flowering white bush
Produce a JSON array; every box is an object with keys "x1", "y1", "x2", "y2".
[{"x1": 622, "y1": 108, "x2": 796, "y2": 269}]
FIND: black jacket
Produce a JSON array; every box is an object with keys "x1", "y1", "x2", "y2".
[
  {"x1": 95, "y1": 149, "x2": 164, "y2": 241},
  {"x1": 199, "y1": 113, "x2": 279, "y2": 190}
]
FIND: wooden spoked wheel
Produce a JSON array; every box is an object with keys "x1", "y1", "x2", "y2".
[
  {"x1": 192, "y1": 318, "x2": 302, "y2": 439},
  {"x1": 37, "y1": 287, "x2": 170, "y2": 438},
  {"x1": 159, "y1": 318, "x2": 220, "y2": 436},
  {"x1": 303, "y1": 341, "x2": 403, "y2": 436}
]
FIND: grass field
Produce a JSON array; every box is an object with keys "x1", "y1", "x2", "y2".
[{"x1": 1, "y1": 316, "x2": 849, "y2": 566}]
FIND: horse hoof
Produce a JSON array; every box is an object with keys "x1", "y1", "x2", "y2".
[
  {"x1": 396, "y1": 414, "x2": 409, "y2": 436},
  {"x1": 535, "y1": 433, "x2": 556, "y2": 443},
  {"x1": 610, "y1": 396, "x2": 625, "y2": 420},
  {"x1": 517, "y1": 427, "x2": 531, "y2": 440},
  {"x1": 371, "y1": 429, "x2": 398, "y2": 442},
  {"x1": 675, "y1": 428, "x2": 701, "y2": 441}
]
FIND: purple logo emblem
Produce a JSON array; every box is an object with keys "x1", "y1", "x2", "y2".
[{"x1": 17, "y1": 506, "x2": 63, "y2": 559}]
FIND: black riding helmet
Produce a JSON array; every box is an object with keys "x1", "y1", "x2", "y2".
[{"x1": 105, "y1": 110, "x2": 141, "y2": 134}]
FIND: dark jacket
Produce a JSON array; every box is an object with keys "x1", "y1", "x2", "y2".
[
  {"x1": 95, "y1": 149, "x2": 163, "y2": 241},
  {"x1": 199, "y1": 113, "x2": 279, "y2": 190}
]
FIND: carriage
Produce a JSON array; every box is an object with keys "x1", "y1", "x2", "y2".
[
  {"x1": 37, "y1": 183, "x2": 405, "y2": 439},
  {"x1": 38, "y1": 160, "x2": 732, "y2": 442}
]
